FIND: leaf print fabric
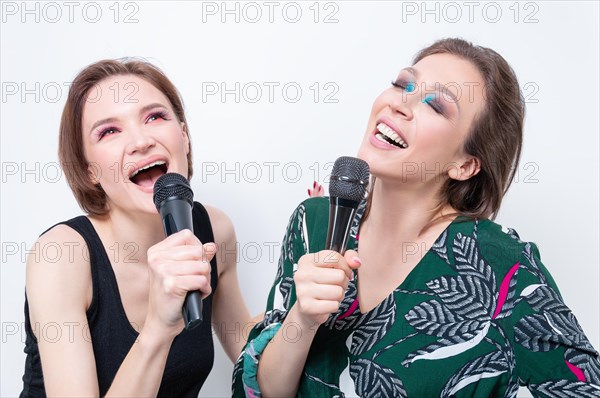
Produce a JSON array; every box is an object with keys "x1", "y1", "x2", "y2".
[
  {"x1": 232, "y1": 197, "x2": 600, "y2": 397},
  {"x1": 440, "y1": 350, "x2": 509, "y2": 396},
  {"x1": 350, "y1": 359, "x2": 408, "y2": 398}
]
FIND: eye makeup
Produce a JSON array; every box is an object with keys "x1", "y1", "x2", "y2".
[
  {"x1": 145, "y1": 110, "x2": 170, "y2": 123},
  {"x1": 94, "y1": 107, "x2": 172, "y2": 141},
  {"x1": 391, "y1": 71, "x2": 416, "y2": 93},
  {"x1": 391, "y1": 79, "x2": 413, "y2": 92},
  {"x1": 392, "y1": 70, "x2": 457, "y2": 118},
  {"x1": 422, "y1": 94, "x2": 435, "y2": 103},
  {"x1": 422, "y1": 94, "x2": 444, "y2": 115},
  {"x1": 97, "y1": 126, "x2": 120, "y2": 140}
]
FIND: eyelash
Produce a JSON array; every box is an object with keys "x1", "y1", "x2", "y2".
[
  {"x1": 391, "y1": 80, "x2": 444, "y2": 115},
  {"x1": 97, "y1": 127, "x2": 119, "y2": 139},
  {"x1": 422, "y1": 96, "x2": 443, "y2": 115},
  {"x1": 391, "y1": 80, "x2": 411, "y2": 91},
  {"x1": 146, "y1": 111, "x2": 169, "y2": 123},
  {"x1": 97, "y1": 111, "x2": 170, "y2": 140}
]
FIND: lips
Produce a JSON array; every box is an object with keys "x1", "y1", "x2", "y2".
[{"x1": 373, "y1": 118, "x2": 409, "y2": 149}]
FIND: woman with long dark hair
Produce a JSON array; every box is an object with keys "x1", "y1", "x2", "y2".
[{"x1": 232, "y1": 38, "x2": 600, "y2": 397}]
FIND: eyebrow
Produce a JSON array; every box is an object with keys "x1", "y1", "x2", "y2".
[
  {"x1": 401, "y1": 67, "x2": 461, "y2": 110},
  {"x1": 89, "y1": 103, "x2": 169, "y2": 135}
]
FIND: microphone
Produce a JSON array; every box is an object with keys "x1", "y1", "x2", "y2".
[
  {"x1": 326, "y1": 157, "x2": 370, "y2": 254},
  {"x1": 153, "y1": 172, "x2": 203, "y2": 330}
]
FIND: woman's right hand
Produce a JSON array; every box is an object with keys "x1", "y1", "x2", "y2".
[
  {"x1": 293, "y1": 249, "x2": 362, "y2": 328},
  {"x1": 145, "y1": 229, "x2": 215, "y2": 338}
]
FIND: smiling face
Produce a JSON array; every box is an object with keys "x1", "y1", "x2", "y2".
[
  {"x1": 81, "y1": 74, "x2": 190, "y2": 215},
  {"x1": 357, "y1": 53, "x2": 486, "y2": 188}
]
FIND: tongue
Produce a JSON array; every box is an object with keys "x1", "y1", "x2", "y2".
[{"x1": 132, "y1": 167, "x2": 164, "y2": 187}]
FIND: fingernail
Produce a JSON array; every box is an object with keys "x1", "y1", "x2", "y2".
[
  {"x1": 353, "y1": 257, "x2": 362, "y2": 266},
  {"x1": 307, "y1": 189, "x2": 311, "y2": 196},
  {"x1": 313, "y1": 181, "x2": 317, "y2": 188}
]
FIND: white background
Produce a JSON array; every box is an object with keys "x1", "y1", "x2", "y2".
[{"x1": 1, "y1": 1, "x2": 598, "y2": 397}]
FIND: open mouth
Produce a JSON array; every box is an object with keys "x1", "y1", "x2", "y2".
[
  {"x1": 374, "y1": 122, "x2": 408, "y2": 149},
  {"x1": 129, "y1": 160, "x2": 168, "y2": 187}
]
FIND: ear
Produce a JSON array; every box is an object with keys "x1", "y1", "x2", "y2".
[
  {"x1": 87, "y1": 162, "x2": 101, "y2": 185},
  {"x1": 181, "y1": 122, "x2": 190, "y2": 156},
  {"x1": 447, "y1": 156, "x2": 481, "y2": 181}
]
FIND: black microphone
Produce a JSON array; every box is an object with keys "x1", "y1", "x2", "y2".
[
  {"x1": 326, "y1": 157, "x2": 370, "y2": 254},
  {"x1": 153, "y1": 172, "x2": 203, "y2": 330}
]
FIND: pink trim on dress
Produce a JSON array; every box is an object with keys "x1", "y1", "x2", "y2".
[
  {"x1": 492, "y1": 262, "x2": 520, "y2": 319},
  {"x1": 566, "y1": 360, "x2": 586, "y2": 382},
  {"x1": 338, "y1": 298, "x2": 359, "y2": 320}
]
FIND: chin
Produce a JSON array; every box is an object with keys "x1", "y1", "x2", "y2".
[
  {"x1": 356, "y1": 142, "x2": 371, "y2": 162},
  {"x1": 127, "y1": 197, "x2": 160, "y2": 215},
  {"x1": 357, "y1": 147, "x2": 381, "y2": 172}
]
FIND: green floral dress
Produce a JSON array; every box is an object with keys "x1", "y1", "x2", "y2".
[{"x1": 232, "y1": 197, "x2": 600, "y2": 397}]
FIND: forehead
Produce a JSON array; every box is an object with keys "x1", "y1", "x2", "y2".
[
  {"x1": 412, "y1": 53, "x2": 486, "y2": 114},
  {"x1": 82, "y1": 75, "x2": 170, "y2": 125}
]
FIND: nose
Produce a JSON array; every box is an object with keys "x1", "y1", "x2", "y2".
[
  {"x1": 126, "y1": 127, "x2": 156, "y2": 155},
  {"x1": 389, "y1": 93, "x2": 414, "y2": 121}
]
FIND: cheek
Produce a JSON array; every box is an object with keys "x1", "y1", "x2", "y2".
[
  {"x1": 86, "y1": 147, "x2": 110, "y2": 165},
  {"x1": 416, "y1": 121, "x2": 464, "y2": 158},
  {"x1": 84, "y1": 147, "x2": 120, "y2": 181},
  {"x1": 168, "y1": 126, "x2": 189, "y2": 154},
  {"x1": 418, "y1": 116, "x2": 454, "y2": 143}
]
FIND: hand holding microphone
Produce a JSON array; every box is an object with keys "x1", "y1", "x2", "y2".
[
  {"x1": 147, "y1": 173, "x2": 211, "y2": 333},
  {"x1": 294, "y1": 157, "x2": 370, "y2": 328}
]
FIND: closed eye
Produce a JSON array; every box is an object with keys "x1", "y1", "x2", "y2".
[
  {"x1": 422, "y1": 95, "x2": 444, "y2": 115},
  {"x1": 391, "y1": 79, "x2": 415, "y2": 92},
  {"x1": 391, "y1": 80, "x2": 406, "y2": 90}
]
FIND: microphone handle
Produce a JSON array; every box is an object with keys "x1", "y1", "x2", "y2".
[
  {"x1": 325, "y1": 197, "x2": 360, "y2": 255},
  {"x1": 159, "y1": 198, "x2": 203, "y2": 330}
]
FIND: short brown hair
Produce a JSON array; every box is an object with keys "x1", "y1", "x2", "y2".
[
  {"x1": 365, "y1": 38, "x2": 525, "y2": 221},
  {"x1": 58, "y1": 58, "x2": 193, "y2": 216}
]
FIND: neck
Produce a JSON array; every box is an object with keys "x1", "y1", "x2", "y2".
[
  {"x1": 361, "y1": 178, "x2": 456, "y2": 243},
  {"x1": 90, "y1": 207, "x2": 166, "y2": 264}
]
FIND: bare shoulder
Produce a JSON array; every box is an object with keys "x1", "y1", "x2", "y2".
[
  {"x1": 25, "y1": 222, "x2": 99, "y2": 394},
  {"x1": 28, "y1": 222, "x2": 91, "y2": 272},
  {"x1": 27, "y1": 223, "x2": 90, "y2": 273},
  {"x1": 26, "y1": 222, "x2": 93, "y2": 322},
  {"x1": 203, "y1": 205, "x2": 237, "y2": 274},
  {"x1": 204, "y1": 204, "x2": 236, "y2": 245}
]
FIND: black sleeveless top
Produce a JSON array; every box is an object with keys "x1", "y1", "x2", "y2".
[{"x1": 20, "y1": 202, "x2": 218, "y2": 397}]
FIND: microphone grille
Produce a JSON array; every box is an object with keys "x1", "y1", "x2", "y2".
[
  {"x1": 153, "y1": 173, "x2": 194, "y2": 210},
  {"x1": 329, "y1": 156, "x2": 370, "y2": 202}
]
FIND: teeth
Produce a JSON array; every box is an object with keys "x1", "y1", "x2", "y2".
[
  {"x1": 130, "y1": 160, "x2": 166, "y2": 179},
  {"x1": 377, "y1": 122, "x2": 407, "y2": 148},
  {"x1": 375, "y1": 134, "x2": 388, "y2": 143}
]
